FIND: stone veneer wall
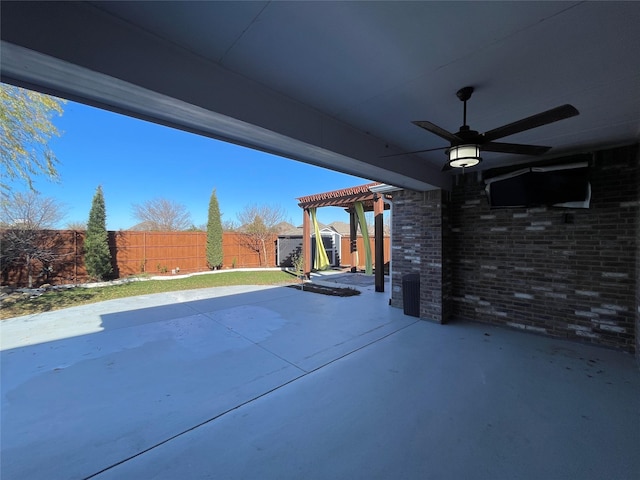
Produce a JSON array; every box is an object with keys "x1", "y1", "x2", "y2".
[{"x1": 449, "y1": 145, "x2": 638, "y2": 351}]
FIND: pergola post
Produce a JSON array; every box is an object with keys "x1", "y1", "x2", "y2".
[
  {"x1": 374, "y1": 194, "x2": 384, "y2": 292},
  {"x1": 349, "y1": 209, "x2": 358, "y2": 273},
  {"x1": 302, "y1": 208, "x2": 311, "y2": 278}
]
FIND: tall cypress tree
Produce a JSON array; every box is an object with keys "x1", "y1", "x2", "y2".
[
  {"x1": 85, "y1": 185, "x2": 112, "y2": 280},
  {"x1": 206, "y1": 189, "x2": 223, "y2": 269}
]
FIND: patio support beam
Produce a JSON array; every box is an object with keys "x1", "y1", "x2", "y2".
[
  {"x1": 374, "y1": 194, "x2": 384, "y2": 292},
  {"x1": 302, "y1": 208, "x2": 311, "y2": 278}
]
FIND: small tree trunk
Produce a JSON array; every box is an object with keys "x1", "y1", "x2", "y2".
[
  {"x1": 26, "y1": 254, "x2": 33, "y2": 288},
  {"x1": 261, "y1": 238, "x2": 268, "y2": 267}
]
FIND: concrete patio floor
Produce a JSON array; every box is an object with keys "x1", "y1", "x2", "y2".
[{"x1": 1, "y1": 279, "x2": 638, "y2": 480}]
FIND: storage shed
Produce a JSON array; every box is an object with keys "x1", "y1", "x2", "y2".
[{"x1": 277, "y1": 226, "x2": 342, "y2": 268}]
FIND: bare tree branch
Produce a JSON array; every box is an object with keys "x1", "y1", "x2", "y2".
[
  {"x1": 131, "y1": 197, "x2": 192, "y2": 231},
  {"x1": 1, "y1": 191, "x2": 67, "y2": 286},
  {"x1": 236, "y1": 203, "x2": 288, "y2": 266}
]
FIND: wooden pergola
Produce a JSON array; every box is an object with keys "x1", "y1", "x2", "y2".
[{"x1": 297, "y1": 182, "x2": 391, "y2": 292}]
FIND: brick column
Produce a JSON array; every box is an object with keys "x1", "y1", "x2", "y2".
[{"x1": 391, "y1": 189, "x2": 451, "y2": 323}]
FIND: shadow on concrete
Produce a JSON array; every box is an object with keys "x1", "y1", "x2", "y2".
[{"x1": 1, "y1": 284, "x2": 413, "y2": 480}]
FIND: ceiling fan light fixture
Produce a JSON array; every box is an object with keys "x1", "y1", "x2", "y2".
[{"x1": 447, "y1": 144, "x2": 482, "y2": 169}]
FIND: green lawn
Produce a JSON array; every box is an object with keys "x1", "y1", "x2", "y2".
[{"x1": 1, "y1": 270, "x2": 297, "y2": 320}]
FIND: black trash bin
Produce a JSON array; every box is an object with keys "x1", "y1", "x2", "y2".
[{"x1": 402, "y1": 273, "x2": 420, "y2": 317}]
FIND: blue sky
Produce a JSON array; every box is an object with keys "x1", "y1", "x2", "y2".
[{"x1": 23, "y1": 99, "x2": 371, "y2": 230}]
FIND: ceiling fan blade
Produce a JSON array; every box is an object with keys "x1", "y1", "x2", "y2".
[
  {"x1": 482, "y1": 142, "x2": 551, "y2": 155},
  {"x1": 482, "y1": 104, "x2": 579, "y2": 142},
  {"x1": 380, "y1": 145, "x2": 447, "y2": 158},
  {"x1": 412, "y1": 120, "x2": 461, "y2": 143}
]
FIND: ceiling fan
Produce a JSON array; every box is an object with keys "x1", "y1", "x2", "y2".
[{"x1": 385, "y1": 86, "x2": 579, "y2": 171}]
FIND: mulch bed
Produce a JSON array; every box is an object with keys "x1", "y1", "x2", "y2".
[{"x1": 286, "y1": 283, "x2": 361, "y2": 297}]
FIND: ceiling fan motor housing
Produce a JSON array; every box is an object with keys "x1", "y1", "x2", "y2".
[{"x1": 454, "y1": 125, "x2": 481, "y2": 144}]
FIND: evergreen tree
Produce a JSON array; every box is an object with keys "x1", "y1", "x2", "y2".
[
  {"x1": 206, "y1": 189, "x2": 223, "y2": 269},
  {"x1": 85, "y1": 185, "x2": 112, "y2": 280}
]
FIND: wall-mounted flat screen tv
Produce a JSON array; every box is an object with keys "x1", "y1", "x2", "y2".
[{"x1": 485, "y1": 161, "x2": 591, "y2": 208}]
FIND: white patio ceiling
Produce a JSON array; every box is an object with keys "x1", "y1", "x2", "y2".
[{"x1": 2, "y1": 1, "x2": 639, "y2": 191}]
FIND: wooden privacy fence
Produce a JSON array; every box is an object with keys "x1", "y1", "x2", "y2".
[
  {"x1": 115, "y1": 231, "x2": 277, "y2": 275},
  {"x1": 1, "y1": 230, "x2": 390, "y2": 287},
  {"x1": 339, "y1": 236, "x2": 390, "y2": 269},
  {"x1": 2, "y1": 230, "x2": 278, "y2": 287}
]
